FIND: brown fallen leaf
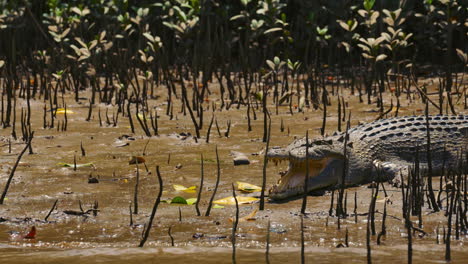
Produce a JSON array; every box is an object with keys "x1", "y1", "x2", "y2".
[
  {"x1": 129, "y1": 156, "x2": 145, "y2": 165},
  {"x1": 229, "y1": 209, "x2": 258, "y2": 222}
]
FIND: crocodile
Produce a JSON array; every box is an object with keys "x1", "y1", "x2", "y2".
[{"x1": 267, "y1": 115, "x2": 468, "y2": 200}]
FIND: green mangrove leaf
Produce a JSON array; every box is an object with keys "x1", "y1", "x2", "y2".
[
  {"x1": 364, "y1": 0, "x2": 376, "y2": 11},
  {"x1": 170, "y1": 196, "x2": 188, "y2": 204},
  {"x1": 165, "y1": 196, "x2": 197, "y2": 205}
]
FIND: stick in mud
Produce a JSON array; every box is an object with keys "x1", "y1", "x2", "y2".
[
  {"x1": 301, "y1": 130, "x2": 310, "y2": 214},
  {"x1": 260, "y1": 117, "x2": 271, "y2": 211},
  {"x1": 142, "y1": 138, "x2": 150, "y2": 156},
  {"x1": 336, "y1": 113, "x2": 351, "y2": 217},
  {"x1": 231, "y1": 183, "x2": 239, "y2": 264},
  {"x1": 425, "y1": 101, "x2": 439, "y2": 211},
  {"x1": 105, "y1": 108, "x2": 110, "y2": 125},
  {"x1": 224, "y1": 119, "x2": 231, "y2": 138},
  {"x1": 44, "y1": 199, "x2": 58, "y2": 222},
  {"x1": 168, "y1": 226, "x2": 175, "y2": 246},
  {"x1": 377, "y1": 199, "x2": 387, "y2": 245},
  {"x1": 133, "y1": 163, "x2": 140, "y2": 214},
  {"x1": 300, "y1": 215, "x2": 305, "y2": 264},
  {"x1": 353, "y1": 192, "x2": 357, "y2": 224},
  {"x1": 63, "y1": 103, "x2": 68, "y2": 131},
  {"x1": 345, "y1": 228, "x2": 349, "y2": 247},
  {"x1": 366, "y1": 196, "x2": 372, "y2": 264},
  {"x1": 0, "y1": 133, "x2": 33, "y2": 204},
  {"x1": 129, "y1": 202, "x2": 133, "y2": 226},
  {"x1": 86, "y1": 99, "x2": 92, "y2": 121},
  {"x1": 127, "y1": 100, "x2": 135, "y2": 133},
  {"x1": 370, "y1": 182, "x2": 379, "y2": 235},
  {"x1": 337, "y1": 214, "x2": 341, "y2": 230},
  {"x1": 445, "y1": 171, "x2": 456, "y2": 261},
  {"x1": 80, "y1": 141, "x2": 86, "y2": 156},
  {"x1": 205, "y1": 146, "x2": 221, "y2": 216},
  {"x1": 215, "y1": 118, "x2": 222, "y2": 137},
  {"x1": 43, "y1": 103, "x2": 47, "y2": 128},
  {"x1": 98, "y1": 108, "x2": 102, "y2": 127},
  {"x1": 150, "y1": 110, "x2": 158, "y2": 136},
  {"x1": 138, "y1": 165, "x2": 164, "y2": 247},
  {"x1": 329, "y1": 190, "x2": 335, "y2": 216},
  {"x1": 195, "y1": 153, "x2": 204, "y2": 216},
  {"x1": 320, "y1": 89, "x2": 327, "y2": 136},
  {"x1": 206, "y1": 114, "x2": 214, "y2": 143}
]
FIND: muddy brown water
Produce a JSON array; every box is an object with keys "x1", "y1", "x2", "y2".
[{"x1": 0, "y1": 83, "x2": 467, "y2": 263}]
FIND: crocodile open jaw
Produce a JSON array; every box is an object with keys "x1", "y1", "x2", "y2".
[{"x1": 268, "y1": 157, "x2": 341, "y2": 200}]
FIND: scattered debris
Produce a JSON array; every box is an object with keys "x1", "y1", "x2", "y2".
[{"x1": 129, "y1": 156, "x2": 145, "y2": 165}]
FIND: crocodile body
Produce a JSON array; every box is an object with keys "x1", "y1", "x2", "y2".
[{"x1": 267, "y1": 115, "x2": 468, "y2": 200}]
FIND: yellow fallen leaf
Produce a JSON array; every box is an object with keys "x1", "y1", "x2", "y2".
[
  {"x1": 376, "y1": 196, "x2": 392, "y2": 203},
  {"x1": 229, "y1": 209, "x2": 258, "y2": 222},
  {"x1": 237, "y1": 181, "x2": 262, "y2": 193},
  {"x1": 213, "y1": 196, "x2": 259, "y2": 205},
  {"x1": 55, "y1": 108, "x2": 74, "y2": 114},
  {"x1": 137, "y1": 113, "x2": 151, "y2": 120},
  {"x1": 173, "y1": 184, "x2": 197, "y2": 193}
]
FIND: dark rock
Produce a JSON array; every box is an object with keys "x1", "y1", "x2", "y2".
[
  {"x1": 233, "y1": 156, "x2": 250, "y2": 165},
  {"x1": 192, "y1": 233, "x2": 204, "y2": 239},
  {"x1": 88, "y1": 177, "x2": 99, "y2": 184}
]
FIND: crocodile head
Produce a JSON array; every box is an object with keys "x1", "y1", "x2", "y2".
[{"x1": 267, "y1": 137, "x2": 345, "y2": 200}]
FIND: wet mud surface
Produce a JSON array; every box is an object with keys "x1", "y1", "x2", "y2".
[{"x1": 1, "y1": 83, "x2": 467, "y2": 263}]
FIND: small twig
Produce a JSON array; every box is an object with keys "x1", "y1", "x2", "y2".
[
  {"x1": 300, "y1": 215, "x2": 305, "y2": 264},
  {"x1": 301, "y1": 130, "x2": 309, "y2": 214},
  {"x1": 80, "y1": 141, "x2": 86, "y2": 157},
  {"x1": 133, "y1": 163, "x2": 140, "y2": 214},
  {"x1": 195, "y1": 153, "x2": 204, "y2": 216},
  {"x1": 142, "y1": 138, "x2": 150, "y2": 156},
  {"x1": 138, "y1": 166, "x2": 164, "y2": 247},
  {"x1": 231, "y1": 183, "x2": 239, "y2": 264},
  {"x1": 44, "y1": 199, "x2": 58, "y2": 222},
  {"x1": 129, "y1": 202, "x2": 133, "y2": 226},
  {"x1": 168, "y1": 226, "x2": 174, "y2": 246},
  {"x1": 260, "y1": 117, "x2": 271, "y2": 210},
  {"x1": 205, "y1": 146, "x2": 221, "y2": 216},
  {"x1": 0, "y1": 134, "x2": 33, "y2": 204},
  {"x1": 206, "y1": 114, "x2": 214, "y2": 143}
]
